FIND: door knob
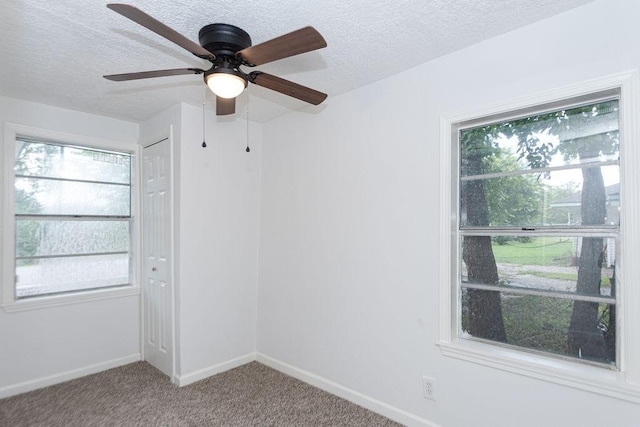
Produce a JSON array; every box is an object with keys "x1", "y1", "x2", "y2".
[{"x1": 152, "y1": 267, "x2": 157, "y2": 272}]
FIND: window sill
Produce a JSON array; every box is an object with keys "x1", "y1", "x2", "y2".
[
  {"x1": 1, "y1": 286, "x2": 141, "y2": 313},
  {"x1": 437, "y1": 339, "x2": 640, "y2": 404}
]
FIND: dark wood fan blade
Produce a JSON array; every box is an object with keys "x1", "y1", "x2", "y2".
[
  {"x1": 237, "y1": 26, "x2": 326, "y2": 66},
  {"x1": 250, "y1": 72, "x2": 327, "y2": 105},
  {"x1": 104, "y1": 68, "x2": 204, "y2": 81},
  {"x1": 216, "y1": 96, "x2": 236, "y2": 115},
  {"x1": 107, "y1": 4, "x2": 214, "y2": 60}
]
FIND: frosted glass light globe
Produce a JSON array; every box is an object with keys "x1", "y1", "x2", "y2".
[{"x1": 206, "y1": 73, "x2": 247, "y2": 98}]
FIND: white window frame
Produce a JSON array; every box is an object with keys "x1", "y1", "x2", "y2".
[
  {"x1": 2, "y1": 123, "x2": 141, "y2": 312},
  {"x1": 438, "y1": 70, "x2": 640, "y2": 403}
]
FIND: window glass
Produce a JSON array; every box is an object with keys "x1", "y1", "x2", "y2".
[
  {"x1": 461, "y1": 235, "x2": 616, "y2": 297},
  {"x1": 460, "y1": 166, "x2": 620, "y2": 228},
  {"x1": 461, "y1": 290, "x2": 615, "y2": 362},
  {"x1": 15, "y1": 141, "x2": 130, "y2": 183},
  {"x1": 13, "y1": 139, "x2": 132, "y2": 299},
  {"x1": 457, "y1": 97, "x2": 619, "y2": 367},
  {"x1": 15, "y1": 178, "x2": 130, "y2": 216},
  {"x1": 16, "y1": 254, "x2": 129, "y2": 298},
  {"x1": 16, "y1": 220, "x2": 129, "y2": 257}
]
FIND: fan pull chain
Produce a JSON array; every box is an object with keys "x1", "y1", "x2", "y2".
[
  {"x1": 245, "y1": 88, "x2": 250, "y2": 153},
  {"x1": 201, "y1": 94, "x2": 207, "y2": 148}
]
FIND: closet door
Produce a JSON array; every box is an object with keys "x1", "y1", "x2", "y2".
[{"x1": 143, "y1": 137, "x2": 173, "y2": 377}]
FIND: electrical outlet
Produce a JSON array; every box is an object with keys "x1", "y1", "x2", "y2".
[{"x1": 422, "y1": 376, "x2": 436, "y2": 400}]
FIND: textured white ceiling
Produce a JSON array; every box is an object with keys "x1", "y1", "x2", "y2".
[{"x1": 0, "y1": 0, "x2": 595, "y2": 123}]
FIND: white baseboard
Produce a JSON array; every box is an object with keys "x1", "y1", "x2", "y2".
[
  {"x1": 174, "y1": 353, "x2": 256, "y2": 387},
  {"x1": 0, "y1": 353, "x2": 141, "y2": 399},
  {"x1": 256, "y1": 353, "x2": 439, "y2": 427}
]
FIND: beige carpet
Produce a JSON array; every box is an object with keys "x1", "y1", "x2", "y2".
[{"x1": 0, "y1": 361, "x2": 402, "y2": 426}]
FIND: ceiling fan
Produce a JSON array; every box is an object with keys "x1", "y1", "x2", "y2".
[{"x1": 103, "y1": 3, "x2": 328, "y2": 115}]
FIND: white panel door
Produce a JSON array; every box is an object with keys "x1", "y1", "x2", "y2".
[{"x1": 143, "y1": 138, "x2": 173, "y2": 377}]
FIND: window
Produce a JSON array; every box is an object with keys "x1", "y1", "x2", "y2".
[
  {"x1": 458, "y1": 94, "x2": 619, "y2": 367},
  {"x1": 438, "y1": 71, "x2": 640, "y2": 402},
  {"x1": 2, "y1": 125, "x2": 139, "y2": 309}
]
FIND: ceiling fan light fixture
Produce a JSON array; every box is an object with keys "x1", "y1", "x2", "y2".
[
  {"x1": 206, "y1": 71, "x2": 247, "y2": 99},
  {"x1": 104, "y1": 5, "x2": 328, "y2": 115}
]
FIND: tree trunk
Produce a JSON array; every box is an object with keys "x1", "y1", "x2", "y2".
[
  {"x1": 462, "y1": 159, "x2": 507, "y2": 342},
  {"x1": 567, "y1": 164, "x2": 607, "y2": 359},
  {"x1": 464, "y1": 236, "x2": 507, "y2": 342}
]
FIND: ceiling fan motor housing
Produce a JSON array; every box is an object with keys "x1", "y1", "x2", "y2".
[{"x1": 198, "y1": 23, "x2": 252, "y2": 57}]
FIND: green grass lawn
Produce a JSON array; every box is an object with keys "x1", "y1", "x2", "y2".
[
  {"x1": 462, "y1": 293, "x2": 613, "y2": 359},
  {"x1": 491, "y1": 237, "x2": 575, "y2": 266},
  {"x1": 502, "y1": 294, "x2": 572, "y2": 355},
  {"x1": 461, "y1": 291, "x2": 574, "y2": 356}
]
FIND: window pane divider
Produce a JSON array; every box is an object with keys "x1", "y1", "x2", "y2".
[
  {"x1": 460, "y1": 227, "x2": 618, "y2": 236},
  {"x1": 17, "y1": 251, "x2": 128, "y2": 261},
  {"x1": 460, "y1": 159, "x2": 619, "y2": 181},
  {"x1": 16, "y1": 283, "x2": 132, "y2": 301},
  {"x1": 462, "y1": 282, "x2": 615, "y2": 304},
  {"x1": 15, "y1": 214, "x2": 131, "y2": 221},
  {"x1": 15, "y1": 173, "x2": 130, "y2": 187}
]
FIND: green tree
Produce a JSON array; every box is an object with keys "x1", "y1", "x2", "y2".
[{"x1": 484, "y1": 148, "x2": 544, "y2": 228}]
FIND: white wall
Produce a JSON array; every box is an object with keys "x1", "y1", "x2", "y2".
[
  {"x1": 0, "y1": 96, "x2": 141, "y2": 396},
  {"x1": 141, "y1": 103, "x2": 263, "y2": 382},
  {"x1": 257, "y1": 1, "x2": 640, "y2": 426}
]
